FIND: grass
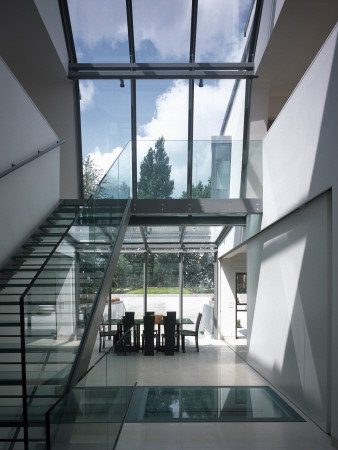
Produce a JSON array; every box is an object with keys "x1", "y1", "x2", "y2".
[{"x1": 127, "y1": 287, "x2": 191, "y2": 294}]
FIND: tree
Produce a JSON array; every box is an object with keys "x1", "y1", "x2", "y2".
[
  {"x1": 138, "y1": 136, "x2": 174, "y2": 199},
  {"x1": 181, "y1": 177, "x2": 211, "y2": 199},
  {"x1": 82, "y1": 155, "x2": 103, "y2": 199}
]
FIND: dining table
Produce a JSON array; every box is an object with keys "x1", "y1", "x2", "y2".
[{"x1": 104, "y1": 317, "x2": 194, "y2": 351}]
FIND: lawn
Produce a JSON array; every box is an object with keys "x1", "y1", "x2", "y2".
[{"x1": 127, "y1": 287, "x2": 191, "y2": 295}]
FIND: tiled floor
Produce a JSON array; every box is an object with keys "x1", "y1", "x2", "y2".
[{"x1": 94, "y1": 334, "x2": 335, "y2": 450}]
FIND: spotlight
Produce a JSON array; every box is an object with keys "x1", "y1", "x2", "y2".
[
  {"x1": 120, "y1": 79, "x2": 125, "y2": 88},
  {"x1": 198, "y1": 79, "x2": 203, "y2": 87}
]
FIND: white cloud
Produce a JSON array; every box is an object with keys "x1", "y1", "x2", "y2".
[
  {"x1": 88, "y1": 146, "x2": 122, "y2": 175},
  {"x1": 68, "y1": 0, "x2": 127, "y2": 49},
  {"x1": 80, "y1": 80, "x2": 95, "y2": 111},
  {"x1": 68, "y1": 0, "x2": 252, "y2": 62}
]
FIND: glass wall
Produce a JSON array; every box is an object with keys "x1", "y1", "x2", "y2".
[
  {"x1": 111, "y1": 253, "x2": 145, "y2": 319},
  {"x1": 183, "y1": 252, "x2": 215, "y2": 332},
  {"x1": 146, "y1": 253, "x2": 180, "y2": 317}
]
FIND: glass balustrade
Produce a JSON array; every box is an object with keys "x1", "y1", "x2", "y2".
[
  {"x1": 46, "y1": 329, "x2": 137, "y2": 450},
  {"x1": 21, "y1": 143, "x2": 131, "y2": 448},
  {"x1": 135, "y1": 139, "x2": 262, "y2": 199}
]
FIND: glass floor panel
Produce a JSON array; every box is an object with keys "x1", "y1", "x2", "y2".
[{"x1": 126, "y1": 386, "x2": 305, "y2": 423}]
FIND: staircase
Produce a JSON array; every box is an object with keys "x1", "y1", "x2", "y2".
[{"x1": 0, "y1": 198, "x2": 129, "y2": 449}]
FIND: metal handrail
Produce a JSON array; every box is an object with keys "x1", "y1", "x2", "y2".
[{"x1": 0, "y1": 140, "x2": 65, "y2": 179}]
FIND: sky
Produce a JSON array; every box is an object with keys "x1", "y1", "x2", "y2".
[{"x1": 68, "y1": 0, "x2": 253, "y2": 196}]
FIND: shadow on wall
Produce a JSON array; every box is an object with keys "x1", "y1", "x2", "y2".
[{"x1": 247, "y1": 192, "x2": 330, "y2": 432}]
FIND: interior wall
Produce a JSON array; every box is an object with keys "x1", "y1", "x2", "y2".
[
  {"x1": 0, "y1": 1, "x2": 80, "y2": 199},
  {"x1": 0, "y1": 58, "x2": 60, "y2": 267},
  {"x1": 247, "y1": 193, "x2": 331, "y2": 431},
  {"x1": 219, "y1": 253, "x2": 246, "y2": 338},
  {"x1": 248, "y1": 23, "x2": 338, "y2": 438}
]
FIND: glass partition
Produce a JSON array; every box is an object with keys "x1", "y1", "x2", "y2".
[
  {"x1": 111, "y1": 253, "x2": 145, "y2": 319},
  {"x1": 136, "y1": 139, "x2": 262, "y2": 199},
  {"x1": 146, "y1": 253, "x2": 180, "y2": 317},
  {"x1": 21, "y1": 144, "x2": 131, "y2": 448},
  {"x1": 47, "y1": 330, "x2": 137, "y2": 449},
  {"x1": 183, "y1": 252, "x2": 215, "y2": 332}
]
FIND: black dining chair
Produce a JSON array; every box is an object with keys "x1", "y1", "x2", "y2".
[
  {"x1": 122, "y1": 312, "x2": 138, "y2": 351},
  {"x1": 142, "y1": 312, "x2": 159, "y2": 350},
  {"x1": 143, "y1": 314, "x2": 156, "y2": 356},
  {"x1": 161, "y1": 311, "x2": 179, "y2": 351},
  {"x1": 163, "y1": 314, "x2": 176, "y2": 355},
  {"x1": 181, "y1": 312, "x2": 202, "y2": 353},
  {"x1": 99, "y1": 317, "x2": 118, "y2": 352}
]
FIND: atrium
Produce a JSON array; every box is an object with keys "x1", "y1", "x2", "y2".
[{"x1": 0, "y1": 0, "x2": 338, "y2": 449}]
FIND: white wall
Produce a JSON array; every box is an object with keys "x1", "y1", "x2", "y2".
[
  {"x1": 0, "y1": 1, "x2": 80, "y2": 199},
  {"x1": 219, "y1": 253, "x2": 246, "y2": 338},
  {"x1": 247, "y1": 193, "x2": 330, "y2": 431},
  {"x1": 0, "y1": 58, "x2": 60, "y2": 267},
  {"x1": 34, "y1": 0, "x2": 69, "y2": 73},
  {"x1": 247, "y1": 24, "x2": 338, "y2": 437}
]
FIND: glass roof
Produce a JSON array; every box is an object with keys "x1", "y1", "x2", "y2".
[
  {"x1": 62, "y1": 0, "x2": 260, "y2": 252},
  {"x1": 122, "y1": 225, "x2": 223, "y2": 252}
]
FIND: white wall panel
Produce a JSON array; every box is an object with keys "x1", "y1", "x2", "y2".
[
  {"x1": 247, "y1": 193, "x2": 330, "y2": 431},
  {"x1": 0, "y1": 57, "x2": 58, "y2": 172},
  {"x1": 0, "y1": 58, "x2": 60, "y2": 267}
]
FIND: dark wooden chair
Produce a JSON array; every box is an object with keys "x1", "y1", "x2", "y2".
[
  {"x1": 161, "y1": 311, "x2": 179, "y2": 351},
  {"x1": 122, "y1": 312, "x2": 138, "y2": 351},
  {"x1": 163, "y1": 314, "x2": 176, "y2": 355},
  {"x1": 99, "y1": 320, "x2": 118, "y2": 352},
  {"x1": 143, "y1": 314, "x2": 156, "y2": 356},
  {"x1": 181, "y1": 312, "x2": 202, "y2": 353}
]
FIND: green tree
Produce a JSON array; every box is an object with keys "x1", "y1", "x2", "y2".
[
  {"x1": 181, "y1": 177, "x2": 211, "y2": 199},
  {"x1": 83, "y1": 155, "x2": 103, "y2": 199},
  {"x1": 138, "y1": 136, "x2": 174, "y2": 199}
]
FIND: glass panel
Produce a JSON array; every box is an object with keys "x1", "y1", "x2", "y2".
[
  {"x1": 137, "y1": 139, "x2": 188, "y2": 199},
  {"x1": 94, "y1": 141, "x2": 131, "y2": 199},
  {"x1": 127, "y1": 386, "x2": 305, "y2": 422},
  {"x1": 80, "y1": 80, "x2": 131, "y2": 183},
  {"x1": 194, "y1": 79, "x2": 236, "y2": 140},
  {"x1": 133, "y1": 0, "x2": 191, "y2": 62},
  {"x1": 112, "y1": 253, "x2": 145, "y2": 319},
  {"x1": 136, "y1": 79, "x2": 189, "y2": 198},
  {"x1": 47, "y1": 330, "x2": 137, "y2": 449},
  {"x1": 22, "y1": 148, "x2": 131, "y2": 445},
  {"x1": 147, "y1": 253, "x2": 179, "y2": 317},
  {"x1": 183, "y1": 253, "x2": 214, "y2": 333},
  {"x1": 195, "y1": 0, "x2": 254, "y2": 62},
  {"x1": 68, "y1": 0, "x2": 129, "y2": 63},
  {"x1": 192, "y1": 139, "x2": 246, "y2": 199}
]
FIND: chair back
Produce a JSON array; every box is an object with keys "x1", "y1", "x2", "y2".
[
  {"x1": 145, "y1": 311, "x2": 154, "y2": 316},
  {"x1": 123, "y1": 312, "x2": 135, "y2": 332},
  {"x1": 167, "y1": 311, "x2": 176, "y2": 320},
  {"x1": 163, "y1": 314, "x2": 175, "y2": 355},
  {"x1": 143, "y1": 314, "x2": 155, "y2": 356},
  {"x1": 195, "y1": 312, "x2": 202, "y2": 333}
]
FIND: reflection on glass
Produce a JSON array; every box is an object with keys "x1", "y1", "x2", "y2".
[
  {"x1": 127, "y1": 386, "x2": 305, "y2": 423},
  {"x1": 133, "y1": 0, "x2": 191, "y2": 62},
  {"x1": 68, "y1": 0, "x2": 129, "y2": 63}
]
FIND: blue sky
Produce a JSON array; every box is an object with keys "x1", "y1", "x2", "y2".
[{"x1": 68, "y1": 0, "x2": 253, "y2": 194}]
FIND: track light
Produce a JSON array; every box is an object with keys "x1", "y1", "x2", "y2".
[
  {"x1": 120, "y1": 79, "x2": 125, "y2": 88},
  {"x1": 198, "y1": 79, "x2": 203, "y2": 87}
]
